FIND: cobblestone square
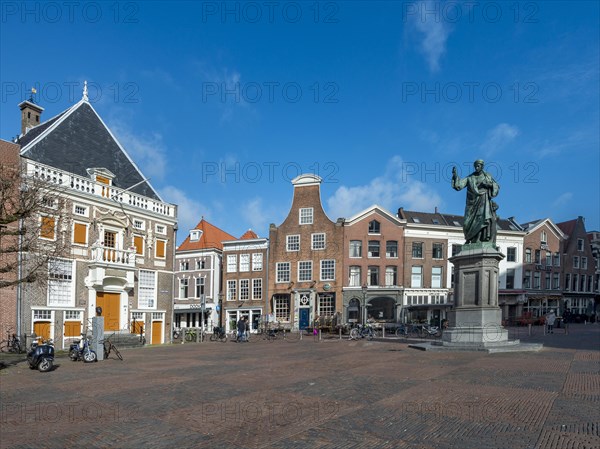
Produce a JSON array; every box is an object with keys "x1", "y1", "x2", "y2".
[{"x1": 1, "y1": 324, "x2": 599, "y2": 449}]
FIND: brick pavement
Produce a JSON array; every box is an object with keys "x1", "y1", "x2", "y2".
[{"x1": 0, "y1": 324, "x2": 598, "y2": 449}]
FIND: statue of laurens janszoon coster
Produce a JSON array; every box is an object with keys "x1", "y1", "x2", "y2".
[{"x1": 452, "y1": 159, "x2": 499, "y2": 247}]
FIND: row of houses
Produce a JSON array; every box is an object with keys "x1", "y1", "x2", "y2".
[
  {"x1": 1, "y1": 92, "x2": 599, "y2": 349},
  {"x1": 176, "y1": 174, "x2": 600, "y2": 335}
]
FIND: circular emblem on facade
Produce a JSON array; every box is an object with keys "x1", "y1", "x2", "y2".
[
  {"x1": 323, "y1": 283, "x2": 331, "y2": 291},
  {"x1": 300, "y1": 295, "x2": 309, "y2": 305}
]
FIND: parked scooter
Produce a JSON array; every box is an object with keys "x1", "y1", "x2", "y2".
[
  {"x1": 27, "y1": 339, "x2": 54, "y2": 372},
  {"x1": 69, "y1": 334, "x2": 97, "y2": 362}
]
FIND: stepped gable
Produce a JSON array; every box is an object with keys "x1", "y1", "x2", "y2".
[
  {"x1": 178, "y1": 218, "x2": 236, "y2": 251},
  {"x1": 18, "y1": 99, "x2": 160, "y2": 201}
]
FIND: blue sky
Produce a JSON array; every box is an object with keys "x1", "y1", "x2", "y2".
[{"x1": 1, "y1": 1, "x2": 599, "y2": 244}]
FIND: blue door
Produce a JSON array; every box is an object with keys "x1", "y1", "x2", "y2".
[{"x1": 299, "y1": 308, "x2": 310, "y2": 329}]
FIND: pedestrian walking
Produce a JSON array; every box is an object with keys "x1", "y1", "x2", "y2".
[
  {"x1": 546, "y1": 310, "x2": 557, "y2": 334},
  {"x1": 244, "y1": 317, "x2": 250, "y2": 341},
  {"x1": 237, "y1": 317, "x2": 246, "y2": 342}
]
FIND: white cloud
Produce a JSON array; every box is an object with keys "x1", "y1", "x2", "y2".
[
  {"x1": 411, "y1": 1, "x2": 452, "y2": 72},
  {"x1": 326, "y1": 156, "x2": 443, "y2": 219},
  {"x1": 159, "y1": 185, "x2": 209, "y2": 242},
  {"x1": 552, "y1": 192, "x2": 573, "y2": 208},
  {"x1": 480, "y1": 123, "x2": 520, "y2": 156}
]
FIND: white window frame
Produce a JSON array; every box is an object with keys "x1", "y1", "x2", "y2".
[
  {"x1": 139, "y1": 270, "x2": 157, "y2": 309},
  {"x1": 252, "y1": 278, "x2": 262, "y2": 300},
  {"x1": 133, "y1": 219, "x2": 145, "y2": 231},
  {"x1": 276, "y1": 262, "x2": 291, "y2": 283},
  {"x1": 385, "y1": 266, "x2": 397, "y2": 286},
  {"x1": 349, "y1": 240, "x2": 362, "y2": 258},
  {"x1": 349, "y1": 266, "x2": 361, "y2": 287},
  {"x1": 195, "y1": 277, "x2": 205, "y2": 297},
  {"x1": 431, "y1": 266, "x2": 443, "y2": 288},
  {"x1": 240, "y1": 279, "x2": 250, "y2": 301},
  {"x1": 311, "y1": 233, "x2": 326, "y2": 250},
  {"x1": 298, "y1": 261, "x2": 313, "y2": 282},
  {"x1": 48, "y1": 258, "x2": 74, "y2": 307},
  {"x1": 252, "y1": 253, "x2": 263, "y2": 271},
  {"x1": 320, "y1": 260, "x2": 335, "y2": 281},
  {"x1": 73, "y1": 204, "x2": 89, "y2": 217},
  {"x1": 227, "y1": 280, "x2": 237, "y2": 301},
  {"x1": 411, "y1": 266, "x2": 422, "y2": 288},
  {"x1": 179, "y1": 278, "x2": 189, "y2": 299},
  {"x1": 155, "y1": 224, "x2": 167, "y2": 235},
  {"x1": 299, "y1": 208, "x2": 314, "y2": 225},
  {"x1": 227, "y1": 254, "x2": 237, "y2": 273},
  {"x1": 286, "y1": 235, "x2": 300, "y2": 252},
  {"x1": 239, "y1": 254, "x2": 250, "y2": 272},
  {"x1": 386, "y1": 241, "x2": 398, "y2": 258}
]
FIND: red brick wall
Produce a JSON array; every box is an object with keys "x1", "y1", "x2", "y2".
[{"x1": 0, "y1": 139, "x2": 21, "y2": 336}]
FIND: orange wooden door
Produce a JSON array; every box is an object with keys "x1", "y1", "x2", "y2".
[
  {"x1": 64, "y1": 321, "x2": 81, "y2": 337},
  {"x1": 96, "y1": 292, "x2": 121, "y2": 331},
  {"x1": 33, "y1": 322, "x2": 51, "y2": 343},
  {"x1": 151, "y1": 321, "x2": 162, "y2": 345}
]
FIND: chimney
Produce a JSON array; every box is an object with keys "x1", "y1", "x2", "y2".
[
  {"x1": 434, "y1": 206, "x2": 438, "y2": 214},
  {"x1": 18, "y1": 99, "x2": 44, "y2": 135}
]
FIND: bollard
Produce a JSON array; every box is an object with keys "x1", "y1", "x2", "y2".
[
  {"x1": 339, "y1": 328, "x2": 342, "y2": 340},
  {"x1": 528, "y1": 323, "x2": 532, "y2": 336},
  {"x1": 319, "y1": 329, "x2": 322, "y2": 341},
  {"x1": 382, "y1": 327, "x2": 385, "y2": 338}
]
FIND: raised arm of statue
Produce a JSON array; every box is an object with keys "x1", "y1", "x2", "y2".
[{"x1": 451, "y1": 166, "x2": 468, "y2": 191}]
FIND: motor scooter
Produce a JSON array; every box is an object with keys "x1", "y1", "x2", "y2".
[
  {"x1": 27, "y1": 339, "x2": 54, "y2": 372},
  {"x1": 69, "y1": 334, "x2": 97, "y2": 362}
]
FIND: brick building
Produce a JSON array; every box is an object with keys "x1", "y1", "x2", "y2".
[
  {"x1": 558, "y1": 217, "x2": 597, "y2": 320},
  {"x1": 268, "y1": 174, "x2": 344, "y2": 330},
  {"x1": 0, "y1": 139, "x2": 22, "y2": 337},
  {"x1": 520, "y1": 218, "x2": 565, "y2": 320},
  {"x1": 342, "y1": 205, "x2": 404, "y2": 325}
]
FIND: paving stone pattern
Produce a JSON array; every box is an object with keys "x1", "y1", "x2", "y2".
[{"x1": 1, "y1": 324, "x2": 599, "y2": 449}]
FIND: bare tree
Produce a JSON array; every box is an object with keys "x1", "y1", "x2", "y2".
[{"x1": 0, "y1": 161, "x2": 70, "y2": 289}]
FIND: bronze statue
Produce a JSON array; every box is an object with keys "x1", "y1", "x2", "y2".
[{"x1": 452, "y1": 160, "x2": 499, "y2": 246}]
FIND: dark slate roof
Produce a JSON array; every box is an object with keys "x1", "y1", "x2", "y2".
[
  {"x1": 17, "y1": 110, "x2": 68, "y2": 147},
  {"x1": 19, "y1": 101, "x2": 160, "y2": 201}
]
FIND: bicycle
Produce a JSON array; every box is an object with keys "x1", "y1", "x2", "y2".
[
  {"x1": 349, "y1": 324, "x2": 375, "y2": 341},
  {"x1": 184, "y1": 328, "x2": 206, "y2": 342},
  {"x1": 209, "y1": 326, "x2": 228, "y2": 342},
  {"x1": 103, "y1": 336, "x2": 123, "y2": 360},
  {"x1": 396, "y1": 324, "x2": 423, "y2": 338},
  {"x1": 231, "y1": 330, "x2": 251, "y2": 342},
  {"x1": 0, "y1": 331, "x2": 22, "y2": 353}
]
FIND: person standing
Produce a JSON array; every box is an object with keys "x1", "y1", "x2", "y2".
[
  {"x1": 237, "y1": 317, "x2": 246, "y2": 342},
  {"x1": 546, "y1": 310, "x2": 557, "y2": 334}
]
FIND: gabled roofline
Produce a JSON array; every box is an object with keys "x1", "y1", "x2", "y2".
[
  {"x1": 523, "y1": 217, "x2": 566, "y2": 240},
  {"x1": 344, "y1": 204, "x2": 405, "y2": 226},
  {"x1": 19, "y1": 97, "x2": 164, "y2": 202}
]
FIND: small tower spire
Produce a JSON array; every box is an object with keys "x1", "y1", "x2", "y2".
[{"x1": 82, "y1": 81, "x2": 88, "y2": 101}]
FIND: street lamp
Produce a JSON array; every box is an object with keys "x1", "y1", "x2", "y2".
[{"x1": 361, "y1": 283, "x2": 368, "y2": 326}]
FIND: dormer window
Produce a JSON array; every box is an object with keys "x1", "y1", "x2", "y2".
[
  {"x1": 368, "y1": 220, "x2": 380, "y2": 234},
  {"x1": 87, "y1": 168, "x2": 115, "y2": 186},
  {"x1": 190, "y1": 230, "x2": 202, "y2": 241}
]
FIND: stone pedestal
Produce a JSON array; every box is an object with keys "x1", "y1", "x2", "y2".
[{"x1": 441, "y1": 244, "x2": 518, "y2": 349}]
